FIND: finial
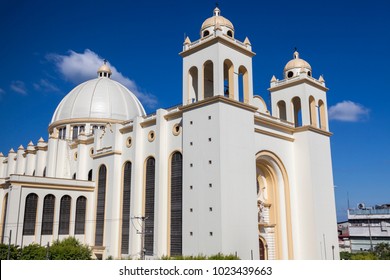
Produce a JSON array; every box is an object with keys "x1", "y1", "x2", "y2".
[
  {"x1": 271, "y1": 75, "x2": 277, "y2": 82},
  {"x1": 244, "y1": 37, "x2": 251, "y2": 46},
  {"x1": 18, "y1": 145, "x2": 24, "y2": 150},
  {"x1": 0, "y1": 152, "x2": 4, "y2": 157},
  {"x1": 38, "y1": 137, "x2": 45, "y2": 143},
  {"x1": 293, "y1": 48, "x2": 299, "y2": 59},
  {"x1": 9, "y1": 148, "x2": 15, "y2": 153},
  {"x1": 28, "y1": 141, "x2": 34, "y2": 146},
  {"x1": 103, "y1": 59, "x2": 107, "y2": 65},
  {"x1": 184, "y1": 36, "x2": 191, "y2": 45}
]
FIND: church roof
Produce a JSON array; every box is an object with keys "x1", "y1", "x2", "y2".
[{"x1": 51, "y1": 64, "x2": 145, "y2": 124}]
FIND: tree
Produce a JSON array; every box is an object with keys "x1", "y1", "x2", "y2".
[
  {"x1": 20, "y1": 243, "x2": 46, "y2": 260},
  {"x1": 374, "y1": 242, "x2": 390, "y2": 260},
  {"x1": 0, "y1": 243, "x2": 20, "y2": 260},
  {"x1": 49, "y1": 237, "x2": 92, "y2": 260}
]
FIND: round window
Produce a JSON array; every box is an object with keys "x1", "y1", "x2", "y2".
[
  {"x1": 126, "y1": 137, "x2": 132, "y2": 148},
  {"x1": 172, "y1": 124, "x2": 181, "y2": 136},
  {"x1": 287, "y1": 71, "x2": 294, "y2": 78},
  {"x1": 148, "y1": 131, "x2": 155, "y2": 142}
]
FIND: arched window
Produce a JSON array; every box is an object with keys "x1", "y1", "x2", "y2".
[
  {"x1": 309, "y1": 96, "x2": 317, "y2": 126},
  {"x1": 72, "y1": 173, "x2": 76, "y2": 180},
  {"x1": 188, "y1": 67, "x2": 199, "y2": 103},
  {"x1": 144, "y1": 157, "x2": 155, "y2": 256},
  {"x1": 72, "y1": 126, "x2": 78, "y2": 140},
  {"x1": 224, "y1": 59, "x2": 234, "y2": 99},
  {"x1": 277, "y1": 100, "x2": 287, "y2": 121},
  {"x1": 121, "y1": 161, "x2": 132, "y2": 254},
  {"x1": 227, "y1": 30, "x2": 233, "y2": 37},
  {"x1": 170, "y1": 152, "x2": 183, "y2": 256},
  {"x1": 88, "y1": 169, "x2": 93, "y2": 181},
  {"x1": 43, "y1": 167, "x2": 46, "y2": 177},
  {"x1": 203, "y1": 30, "x2": 210, "y2": 37},
  {"x1": 22, "y1": 193, "x2": 38, "y2": 236},
  {"x1": 1, "y1": 194, "x2": 8, "y2": 243},
  {"x1": 41, "y1": 194, "x2": 55, "y2": 235},
  {"x1": 203, "y1": 60, "x2": 214, "y2": 99},
  {"x1": 95, "y1": 165, "x2": 107, "y2": 246},
  {"x1": 238, "y1": 66, "x2": 249, "y2": 103},
  {"x1": 75, "y1": 196, "x2": 87, "y2": 235},
  {"x1": 291, "y1": 97, "x2": 302, "y2": 127},
  {"x1": 58, "y1": 195, "x2": 71, "y2": 235},
  {"x1": 318, "y1": 100, "x2": 327, "y2": 130},
  {"x1": 259, "y1": 238, "x2": 266, "y2": 260}
]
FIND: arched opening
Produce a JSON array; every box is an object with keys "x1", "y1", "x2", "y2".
[
  {"x1": 227, "y1": 30, "x2": 233, "y2": 37},
  {"x1": 170, "y1": 152, "x2": 183, "y2": 256},
  {"x1": 43, "y1": 167, "x2": 46, "y2": 177},
  {"x1": 188, "y1": 67, "x2": 199, "y2": 103},
  {"x1": 291, "y1": 97, "x2": 302, "y2": 127},
  {"x1": 203, "y1": 60, "x2": 214, "y2": 99},
  {"x1": 256, "y1": 151, "x2": 293, "y2": 260},
  {"x1": 59, "y1": 195, "x2": 71, "y2": 235},
  {"x1": 318, "y1": 100, "x2": 327, "y2": 130},
  {"x1": 95, "y1": 165, "x2": 107, "y2": 246},
  {"x1": 72, "y1": 126, "x2": 78, "y2": 140},
  {"x1": 238, "y1": 66, "x2": 249, "y2": 103},
  {"x1": 72, "y1": 173, "x2": 76, "y2": 180},
  {"x1": 41, "y1": 194, "x2": 55, "y2": 235},
  {"x1": 309, "y1": 96, "x2": 317, "y2": 127},
  {"x1": 88, "y1": 169, "x2": 93, "y2": 181},
  {"x1": 1, "y1": 193, "x2": 8, "y2": 243},
  {"x1": 121, "y1": 161, "x2": 132, "y2": 255},
  {"x1": 223, "y1": 59, "x2": 234, "y2": 99},
  {"x1": 203, "y1": 30, "x2": 210, "y2": 37},
  {"x1": 22, "y1": 193, "x2": 38, "y2": 236},
  {"x1": 144, "y1": 157, "x2": 156, "y2": 256},
  {"x1": 259, "y1": 238, "x2": 267, "y2": 260},
  {"x1": 277, "y1": 101, "x2": 287, "y2": 121},
  {"x1": 75, "y1": 196, "x2": 87, "y2": 235}
]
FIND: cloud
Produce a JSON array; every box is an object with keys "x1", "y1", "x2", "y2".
[
  {"x1": 47, "y1": 49, "x2": 158, "y2": 108},
  {"x1": 33, "y1": 79, "x2": 60, "y2": 93},
  {"x1": 10, "y1": 80, "x2": 27, "y2": 95},
  {"x1": 328, "y1": 100, "x2": 370, "y2": 122}
]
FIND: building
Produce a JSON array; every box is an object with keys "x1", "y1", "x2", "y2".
[
  {"x1": 347, "y1": 204, "x2": 390, "y2": 252},
  {"x1": 0, "y1": 7, "x2": 339, "y2": 260}
]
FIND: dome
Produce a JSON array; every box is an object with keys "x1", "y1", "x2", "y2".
[
  {"x1": 283, "y1": 51, "x2": 312, "y2": 78},
  {"x1": 51, "y1": 64, "x2": 146, "y2": 124},
  {"x1": 200, "y1": 7, "x2": 234, "y2": 38}
]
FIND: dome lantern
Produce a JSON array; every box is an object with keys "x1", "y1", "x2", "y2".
[
  {"x1": 283, "y1": 50, "x2": 312, "y2": 79},
  {"x1": 200, "y1": 6, "x2": 234, "y2": 38},
  {"x1": 97, "y1": 60, "x2": 112, "y2": 78}
]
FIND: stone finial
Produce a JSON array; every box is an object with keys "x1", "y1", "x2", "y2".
[
  {"x1": 9, "y1": 148, "x2": 15, "y2": 153},
  {"x1": 319, "y1": 75, "x2": 325, "y2": 83},
  {"x1": 184, "y1": 36, "x2": 191, "y2": 45},
  {"x1": 28, "y1": 141, "x2": 34, "y2": 146},
  {"x1": 0, "y1": 152, "x2": 4, "y2": 157},
  {"x1": 38, "y1": 137, "x2": 45, "y2": 143},
  {"x1": 270, "y1": 75, "x2": 277, "y2": 82},
  {"x1": 244, "y1": 37, "x2": 251, "y2": 46}
]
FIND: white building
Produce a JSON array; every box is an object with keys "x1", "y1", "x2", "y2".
[
  {"x1": 0, "y1": 7, "x2": 339, "y2": 260},
  {"x1": 347, "y1": 204, "x2": 390, "y2": 252}
]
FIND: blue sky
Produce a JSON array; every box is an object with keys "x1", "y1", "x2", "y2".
[{"x1": 0, "y1": 0, "x2": 389, "y2": 221}]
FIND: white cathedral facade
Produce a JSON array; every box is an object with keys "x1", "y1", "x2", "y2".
[{"x1": 0, "y1": 7, "x2": 339, "y2": 260}]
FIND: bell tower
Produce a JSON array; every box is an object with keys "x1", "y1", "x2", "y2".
[{"x1": 180, "y1": 7, "x2": 255, "y2": 105}]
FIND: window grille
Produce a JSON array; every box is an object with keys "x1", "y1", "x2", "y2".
[
  {"x1": 95, "y1": 165, "x2": 107, "y2": 246},
  {"x1": 75, "y1": 196, "x2": 87, "y2": 234},
  {"x1": 144, "y1": 158, "x2": 155, "y2": 255},
  {"x1": 170, "y1": 152, "x2": 183, "y2": 256},
  {"x1": 22, "y1": 193, "x2": 38, "y2": 236},
  {"x1": 58, "y1": 195, "x2": 71, "y2": 235},
  {"x1": 121, "y1": 162, "x2": 132, "y2": 254},
  {"x1": 41, "y1": 194, "x2": 55, "y2": 235}
]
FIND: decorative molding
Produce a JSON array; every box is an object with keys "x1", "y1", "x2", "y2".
[{"x1": 254, "y1": 128, "x2": 294, "y2": 142}]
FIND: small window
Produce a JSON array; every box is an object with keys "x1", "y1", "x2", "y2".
[
  {"x1": 209, "y1": 207, "x2": 213, "y2": 212},
  {"x1": 203, "y1": 30, "x2": 210, "y2": 37},
  {"x1": 208, "y1": 116, "x2": 211, "y2": 120},
  {"x1": 190, "y1": 232, "x2": 193, "y2": 236},
  {"x1": 227, "y1": 30, "x2": 233, "y2": 37},
  {"x1": 190, "y1": 142, "x2": 193, "y2": 146},
  {"x1": 209, "y1": 183, "x2": 212, "y2": 188},
  {"x1": 72, "y1": 173, "x2": 76, "y2": 180},
  {"x1": 172, "y1": 124, "x2": 181, "y2": 136},
  {"x1": 88, "y1": 169, "x2": 93, "y2": 181},
  {"x1": 190, "y1": 163, "x2": 193, "y2": 167},
  {"x1": 90, "y1": 147, "x2": 94, "y2": 157},
  {"x1": 308, "y1": 71, "x2": 312, "y2": 77},
  {"x1": 148, "y1": 131, "x2": 155, "y2": 142},
  {"x1": 190, "y1": 121, "x2": 193, "y2": 125},
  {"x1": 190, "y1": 208, "x2": 193, "y2": 212},
  {"x1": 287, "y1": 71, "x2": 294, "y2": 78},
  {"x1": 190, "y1": 185, "x2": 193, "y2": 190},
  {"x1": 208, "y1": 138, "x2": 212, "y2": 142},
  {"x1": 126, "y1": 137, "x2": 132, "y2": 148},
  {"x1": 209, "y1": 232, "x2": 213, "y2": 236}
]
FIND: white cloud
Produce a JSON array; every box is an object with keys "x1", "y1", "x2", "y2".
[
  {"x1": 33, "y1": 79, "x2": 60, "y2": 93},
  {"x1": 47, "y1": 49, "x2": 158, "y2": 108},
  {"x1": 10, "y1": 80, "x2": 27, "y2": 95},
  {"x1": 328, "y1": 100, "x2": 370, "y2": 122}
]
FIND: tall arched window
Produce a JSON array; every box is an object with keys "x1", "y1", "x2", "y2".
[
  {"x1": 95, "y1": 165, "x2": 107, "y2": 246},
  {"x1": 58, "y1": 195, "x2": 71, "y2": 235},
  {"x1": 318, "y1": 100, "x2": 327, "y2": 130},
  {"x1": 188, "y1": 67, "x2": 199, "y2": 103},
  {"x1": 72, "y1": 126, "x2": 78, "y2": 140},
  {"x1": 292, "y1": 97, "x2": 302, "y2": 127},
  {"x1": 277, "y1": 100, "x2": 287, "y2": 121},
  {"x1": 238, "y1": 66, "x2": 249, "y2": 103},
  {"x1": 75, "y1": 196, "x2": 87, "y2": 235},
  {"x1": 121, "y1": 161, "x2": 132, "y2": 254},
  {"x1": 224, "y1": 59, "x2": 234, "y2": 99},
  {"x1": 41, "y1": 194, "x2": 55, "y2": 235},
  {"x1": 144, "y1": 157, "x2": 156, "y2": 256},
  {"x1": 22, "y1": 193, "x2": 38, "y2": 236},
  {"x1": 1, "y1": 194, "x2": 8, "y2": 243},
  {"x1": 203, "y1": 60, "x2": 214, "y2": 99},
  {"x1": 88, "y1": 169, "x2": 93, "y2": 181},
  {"x1": 170, "y1": 152, "x2": 183, "y2": 256},
  {"x1": 43, "y1": 167, "x2": 46, "y2": 177},
  {"x1": 309, "y1": 96, "x2": 317, "y2": 126}
]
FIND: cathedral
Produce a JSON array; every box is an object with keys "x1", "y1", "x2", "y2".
[{"x1": 0, "y1": 7, "x2": 339, "y2": 260}]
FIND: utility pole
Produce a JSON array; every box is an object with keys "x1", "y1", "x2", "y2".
[
  {"x1": 133, "y1": 216, "x2": 147, "y2": 260},
  {"x1": 7, "y1": 230, "x2": 12, "y2": 260},
  {"x1": 46, "y1": 242, "x2": 50, "y2": 260}
]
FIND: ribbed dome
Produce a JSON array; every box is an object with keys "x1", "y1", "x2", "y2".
[
  {"x1": 284, "y1": 51, "x2": 311, "y2": 72},
  {"x1": 51, "y1": 76, "x2": 146, "y2": 124},
  {"x1": 201, "y1": 7, "x2": 234, "y2": 32}
]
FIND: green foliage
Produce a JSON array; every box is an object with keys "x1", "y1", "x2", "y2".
[
  {"x1": 161, "y1": 253, "x2": 239, "y2": 260},
  {"x1": 351, "y1": 252, "x2": 377, "y2": 260},
  {"x1": 49, "y1": 237, "x2": 92, "y2": 260},
  {"x1": 340, "y1": 251, "x2": 351, "y2": 260},
  {"x1": 374, "y1": 242, "x2": 390, "y2": 260},
  {"x1": 0, "y1": 243, "x2": 20, "y2": 260},
  {"x1": 20, "y1": 243, "x2": 46, "y2": 260}
]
